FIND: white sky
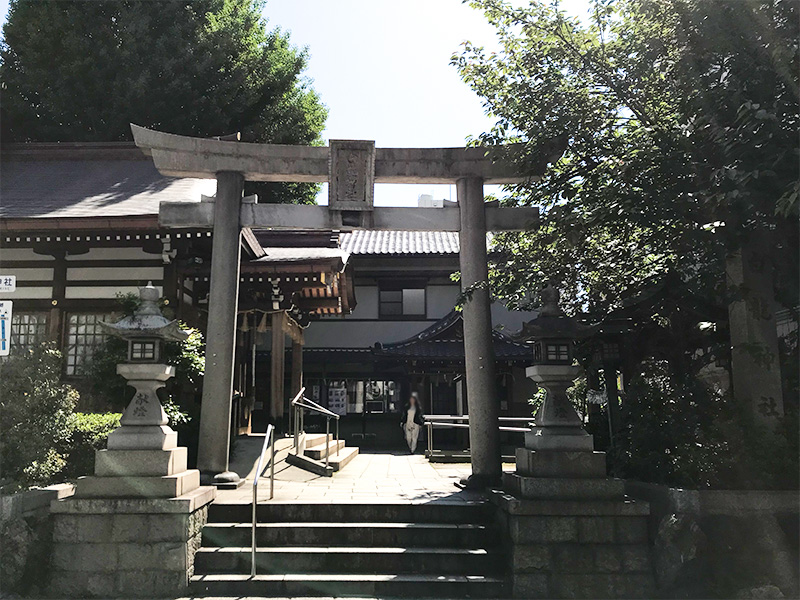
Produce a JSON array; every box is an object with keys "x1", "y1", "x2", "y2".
[{"x1": 0, "y1": 0, "x2": 590, "y2": 206}]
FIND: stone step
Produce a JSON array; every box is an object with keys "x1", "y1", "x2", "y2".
[
  {"x1": 285, "y1": 452, "x2": 334, "y2": 477},
  {"x1": 328, "y1": 446, "x2": 359, "y2": 471},
  {"x1": 194, "y1": 546, "x2": 502, "y2": 574},
  {"x1": 94, "y1": 446, "x2": 188, "y2": 477},
  {"x1": 304, "y1": 439, "x2": 346, "y2": 460},
  {"x1": 208, "y1": 501, "x2": 493, "y2": 524},
  {"x1": 202, "y1": 521, "x2": 493, "y2": 548},
  {"x1": 73, "y1": 469, "x2": 200, "y2": 498},
  {"x1": 189, "y1": 573, "x2": 507, "y2": 598},
  {"x1": 304, "y1": 433, "x2": 334, "y2": 449}
]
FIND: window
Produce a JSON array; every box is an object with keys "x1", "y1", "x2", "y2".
[
  {"x1": 379, "y1": 286, "x2": 426, "y2": 318},
  {"x1": 130, "y1": 340, "x2": 157, "y2": 362},
  {"x1": 546, "y1": 343, "x2": 570, "y2": 362},
  {"x1": 65, "y1": 313, "x2": 112, "y2": 375},
  {"x1": 11, "y1": 312, "x2": 49, "y2": 351}
]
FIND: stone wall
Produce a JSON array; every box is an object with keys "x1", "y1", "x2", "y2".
[
  {"x1": 0, "y1": 484, "x2": 75, "y2": 597},
  {"x1": 49, "y1": 487, "x2": 214, "y2": 598},
  {"x1": 492, "y1": 491, "x2": 655, "y2": 599},
  {"x1": 625, "y1": 481, "x2": 799, "y2": 599}
]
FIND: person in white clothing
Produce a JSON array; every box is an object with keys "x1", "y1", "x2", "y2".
[{"x1": 400, "y1": 392, "x2": 425, "y2": 453}]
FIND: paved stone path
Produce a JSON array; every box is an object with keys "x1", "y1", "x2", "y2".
[{"x1": 216, "y1": 450, "x2": 497, "y2": 504}]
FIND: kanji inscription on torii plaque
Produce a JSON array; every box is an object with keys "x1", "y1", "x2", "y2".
[{"x1": 329, "y1": 139, "x2": 375, "y2": 210}]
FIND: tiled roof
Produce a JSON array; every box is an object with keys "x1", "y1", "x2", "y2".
[
  {"x1": 339, "y1": 230, "x2": 459, "y2": 255},
  {"x1": 374, "y1": 310, "x2": 531, "y2": 361},
  {"x1": 0, "y1": 157, "x2": 214, "y2": 219}
]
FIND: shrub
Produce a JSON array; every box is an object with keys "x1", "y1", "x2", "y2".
[
  {"x1": 611, "y1": 359, "x2": 799, "y2": 490},
  {"x1": 60, "y1": 412, "x2": 121, "y2": 480},
  {"x1": 0, "y1": 343, "x2": 78, "y2": 491}
]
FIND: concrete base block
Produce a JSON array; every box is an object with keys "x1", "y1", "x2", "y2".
[
  {"x1": 74, "y1": 469, "x2": 200, "y2": 499},
  {"x1": 495, "y1": 487, "x2": 655, "y2": 598},
  {"x1": 107, "y1": 425, "x2": 178, "y2": 450},
  {"x1": 95, "y1": 447, "x2": 188, "y2": 477},
  {"x1": 525, "y1": 429, "x2": 594, "y2": 451},
  {"x1": 516, "y1": 448, "x2": 607, "y2": 478},
  {"x1": 49, "y1": 486, "x2": 215, "y2": 598},
  {"x1": 504, "y1": 472, "x2": 625, "y2": 500}
]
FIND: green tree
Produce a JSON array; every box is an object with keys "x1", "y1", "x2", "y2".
[
  {"x1": 455, "y1": 0, "x2": 799, "y2": 486},
  {"x1": 455, "y1": 0, "x2": 797, "y2": 317},
  {"x1": 1, "y1": 0, "x2": 327, "y2": 203}
]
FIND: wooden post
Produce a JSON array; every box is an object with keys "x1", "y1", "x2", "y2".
[
  {"x1": 290, "y1": 338, "x2": 303, "y2": 412},
  {"x1": 270, "y1": 311, "x2": 286, "y2": 424}
]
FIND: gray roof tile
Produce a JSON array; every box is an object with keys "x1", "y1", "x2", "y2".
[
  {"x1": 339, "y1": 230, "x2": 459, "y2": 255},
  {"x1": 0, "y1": 159, "x2": 214, "y2": 219}
]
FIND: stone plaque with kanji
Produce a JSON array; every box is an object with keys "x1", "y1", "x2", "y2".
[{"x1": 328, "y1": 139, "x2": 375, "y2": 211}]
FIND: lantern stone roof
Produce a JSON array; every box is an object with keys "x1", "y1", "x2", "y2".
[
  {"x1": 101, "y1": 283, "x2": 188, "y2": 342},
  {"x1": 374, "y1": 310, "x2": 531, "y2": 361}
]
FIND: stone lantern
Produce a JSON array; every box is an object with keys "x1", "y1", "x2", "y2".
[
  {"x1": 514, "y1": 281, "x2": 595, "y2": 452},
  {"x1": 53, "y1": 284, "x2": 214, "y2": 599},
  {"x1": 100, "y1": 282, "x2": 188, "y2": 451}
]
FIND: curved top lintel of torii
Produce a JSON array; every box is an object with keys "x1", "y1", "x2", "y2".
[{"x1": 130, "y1": 124, "x2": 565, "y2": 185}]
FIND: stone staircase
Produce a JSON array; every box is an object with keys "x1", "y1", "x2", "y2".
[
  {"x1": 190, "y1": 500, "x2": 507, "y2": 598},
  {"x1": 285, "y1": 433, "x2": 359, "y2": 477}
]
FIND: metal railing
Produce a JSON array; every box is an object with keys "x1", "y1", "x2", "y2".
[
  {"x1": 291, "y1": 389, "x2": 340, "y2": 470},
  {"x1": 423, "y1": 414, "x2": 531, "y2": 456},
  {"x1": 251, "y1": 422, "x2": 275, "y2": 576}
]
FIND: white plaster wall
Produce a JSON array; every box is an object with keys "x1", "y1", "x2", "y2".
[
  {"x1": 65, "y1": 285, "x2": 163, "y2": 299},
  {"x1": 342, "y1": 286, "x2": 378, "y2": 319},
  {"x1": 305, "y1": 278, "x2": 537, "y2": 350},
  {"x1": 427, "y1": 285, "x2": 460, "y2": 318},
  {"x1": 1, "y1": 287, "x2": 53, "y2": 300},
  {"x1": 0, "y1": 267, "x2": 54, "y2": 281},
  {"x1": 66, "y1": 266, "x2": 164, "y2": 281},
  {"x1": 0, "y1": 248, "x2": 52, "y2": 262}
]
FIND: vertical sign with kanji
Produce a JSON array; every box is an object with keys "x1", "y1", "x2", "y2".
[{"x1": 0, "y1": 301, "x2": 12, "y2": 356}]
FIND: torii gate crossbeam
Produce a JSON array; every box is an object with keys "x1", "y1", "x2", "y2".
[{"x1": 131, "y1": 124, "x2": 563, "y2": 489}]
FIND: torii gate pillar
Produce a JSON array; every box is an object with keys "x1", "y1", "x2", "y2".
[
  {"x1": 458, "y1": 177, "x2": 501, "y2": 485},
  {"x1": 197, "y1": 171, "x2": 243, "y2": 486}
]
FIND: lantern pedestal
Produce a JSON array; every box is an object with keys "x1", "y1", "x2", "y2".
[
  {"x1": 106, "y1": 364, "x2": 178, "y2": 451},
  {"x1": 74, "y1": 362, "x2": 203, "y2": 499},
  {"x1": 524, "y1": 364, "x2": 595, "y2": 453},
  {"x1": 503, "y1": 364, "x2": 612, "y2": 496}
]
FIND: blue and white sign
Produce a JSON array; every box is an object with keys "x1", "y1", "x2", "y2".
[{"x1": 0, "y1": 301, "x2": 12, "y2": 356}]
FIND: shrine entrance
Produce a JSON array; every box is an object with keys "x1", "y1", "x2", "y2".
[{"x1": 131, "y1": 124, "x2": 563, "y2": 489}]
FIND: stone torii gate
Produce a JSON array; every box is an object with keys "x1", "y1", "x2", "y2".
[{"x1": 131, "y1": 124, "x2": 562, "y2": 488}]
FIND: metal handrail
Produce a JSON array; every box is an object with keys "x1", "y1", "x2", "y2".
[
  {"x1": 251, "y1": 423, "x2": 275, "y2": 576},
  {"x1": 291, "y1": 392, "x2": 341, "y2": 469},
  {"x1": 425, "y1": 414, "x2": 532, "y2": 422},
  {"x1": 290, "y1": 387, "x2": 306, "y2": 452},
  {"x1": 423, "y1": 415, "x2": 531, "y2": 456}
]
